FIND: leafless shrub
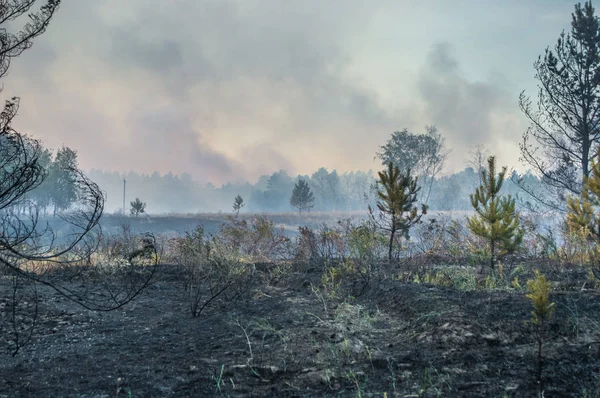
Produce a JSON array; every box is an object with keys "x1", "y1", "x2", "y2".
[
  {"x1": 219, "y1": 215, "x2": 291, "y2": 262},
  {"x1": 295, "y1": 220, "x2": 388, "y2": 297},
  {"x1": 172, "y1": 226, "x2": 255, "y2": 317},
  {"x1": 420, "y1": 217, "x2": 488, "y2": 267},
  {"x1": 295, "y1": 224, "x2": 347, "y2": 270},
  {"x1": 0, "y1": 226, "x2": 159, "y2": 356},
  {"x1": 342, "y1": 219, "x2": 388, "y2": 295}
]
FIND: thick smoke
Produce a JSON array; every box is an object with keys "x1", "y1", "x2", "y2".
[{"x1": 2, "y1": 1, "x2": 576, "y2": 182}]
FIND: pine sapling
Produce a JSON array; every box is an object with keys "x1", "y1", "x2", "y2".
[
  {"x1": 526, "y1": 270, "x2": 555, "y2": 388},
  {"x1": 290, "y1": 179, "x2": 315, "y2": 214},
  {"x1": 232, "y1": 194, "x2": 245, "y2": 214},
  {"x1": 467, "y1": 156, "x2": 524, "y2": 272},
  {"x1": 129, "y1": 197, "x2": 147, "y2": 217},
  {"x1": 370, "y1": 162, "x2": 427, "y2": 262},
  {"x1": 567, "y1": 151, "x2": 600, "y2": 278}
]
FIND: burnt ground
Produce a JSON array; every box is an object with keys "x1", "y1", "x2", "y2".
[{"x1": 1, "y1": 265, "x2": 600, "y2": 397}]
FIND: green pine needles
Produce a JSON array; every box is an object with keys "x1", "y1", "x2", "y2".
[
  {"x1": 567, "y1": 151, "x2": 600, "y2": 240},
  {"x1": 467, "y1": 156, "x2": 524, "y2": 271},
  {"x1": 371, "y1": 162, "x2": 427, "y2": 262},
  {"x1": 290, "y1": 179, "x2": 315, "y2": 214},
  {"x1": 567, "y1": 151, "x2": 600, "y2": 276},
  {"x1": 526, "y1": 270, "x2": 555, "y2": 389}
]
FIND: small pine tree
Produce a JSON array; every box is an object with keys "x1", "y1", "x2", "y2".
[
  {"x1": 233, "y1": 194, "x2": 245, "y2": 214},
  {"x1": 290, "y1": 179, "x2": 315, "y2": 214},
  {"x1": 567, "y1": 150, "x2": 600, "y2": 276},
  {"x1": 467, "y1": 156, "x2": 523, "y2": 271},
  {"x1": 526, "y1": 270, "x2": 555, "y2": 388},
  {"x1": 370, "y1": 162, "x2": 427, "y2": 262},
  {"x1": 130, "y1": 197, "x2": 147, "y2": 217}
]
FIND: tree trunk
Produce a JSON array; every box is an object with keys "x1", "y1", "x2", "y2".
[
  {"x1": 537, "y1": 331, "x2": 544, "y2": 390},
  {"x1": 490, "y1": 238, "x2": 495, "y2": 271},
  {"x1": 388, "y1": 227, "x2": 395, "y2": 263},
  {"x1": 582, "y1": 135, "x2": 591, "y2": 185},
  {"x1": 582, "y1": 101, "x2": 591, "y2": 184},
  {"x1": 389, "y1": 212, "x2": 396, "y2": 263}
]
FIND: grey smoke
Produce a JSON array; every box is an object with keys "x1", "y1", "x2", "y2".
[
  {"x1": 129, "y1": 104, "x2": 235, "y2": 183},
  {"x1": 3, "y1": 0, "x2": 575, "y2": 183},
  {"x1": 417, "y1": 42, "x2": 510, "y2": 149}
]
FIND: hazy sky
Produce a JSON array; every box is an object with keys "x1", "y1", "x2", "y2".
[{"x1": 3, "y1": 0, "x2": 578, "y2": 184}]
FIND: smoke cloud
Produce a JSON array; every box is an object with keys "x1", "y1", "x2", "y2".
[{"x1": 2, "y1": 0, "x2": 577, "y2": 182}]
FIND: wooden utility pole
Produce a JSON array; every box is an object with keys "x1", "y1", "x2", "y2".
[{"x1": 123, "y1": 178, "x2": 126, "y2": 215}]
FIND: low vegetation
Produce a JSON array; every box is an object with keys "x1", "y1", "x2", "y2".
[{"x1": 3, "y1": 204, "x2": 600, "y2": 396}]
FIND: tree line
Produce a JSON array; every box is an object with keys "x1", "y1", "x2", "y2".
[
  {"x1": 83, "y1": 158, "x2": 543, "y2": 215},
  {"x1": 17, "y1": 145, "x2": 82, "y2": 216}
]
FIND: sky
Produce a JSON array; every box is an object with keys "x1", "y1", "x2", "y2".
[{"x1": 2, "y1": 0, "x2": 580, "y2": 185}]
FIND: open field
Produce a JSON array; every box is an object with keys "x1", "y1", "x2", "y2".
[
  {"x1": 2, "y1": 259, "x2": 600, "y2": 397},
  {"x1": 98, "y1": 212, "x2": 373, "y2": 237},
  {"x1": 0, "y1": 210, "x2": 586, "y2": 397},
  {"x1": 95, "y1": 211, "x2": 490, "y2": 242}
]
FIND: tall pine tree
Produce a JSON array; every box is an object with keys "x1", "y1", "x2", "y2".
[
  {"x1": 519, "y1": 1, "x2": 600, "y2": 207},
  {"x1": 48, "y1": 146, "x2": 79, "y2": 215}
]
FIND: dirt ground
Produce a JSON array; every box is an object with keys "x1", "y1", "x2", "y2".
[{"x1": 1, "y1": 265, "x2": 600, "y2": 397}]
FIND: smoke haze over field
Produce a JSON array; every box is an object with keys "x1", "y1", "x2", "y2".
[{"x1": 3, "y1": 0, "x2": 576, "y2": 185}]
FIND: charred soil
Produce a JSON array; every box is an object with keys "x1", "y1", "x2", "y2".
[{"x1": 1, "y1": 265, "x2": 600, "y2": 397}]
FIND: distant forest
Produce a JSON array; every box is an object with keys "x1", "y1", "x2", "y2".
[{"x1": 87, "y1": 167, "x2": 542, "y2": 214}]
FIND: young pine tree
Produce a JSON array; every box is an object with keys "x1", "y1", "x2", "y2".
[
  {"x1": 467, "y1": 156, "x2": 524, "y2": 271},
  {"x1": 233, "y1": 194, "x2": 245, "y2": 214},
  {"x1": 130, "y1": 198, "x2": 147, "y2": 217},
  {"x1": 526, "y1": 270, "x2": 555, "y2": 388},
  {"x1": 290, "y1": 179, "x2": 315, "y2": 214},
  {"x1": 567, "y1": 151, "x2": 600, "y2": 277},
  {"x1": 370, "y1": 162, "x2": 427, "y2": 262}
]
